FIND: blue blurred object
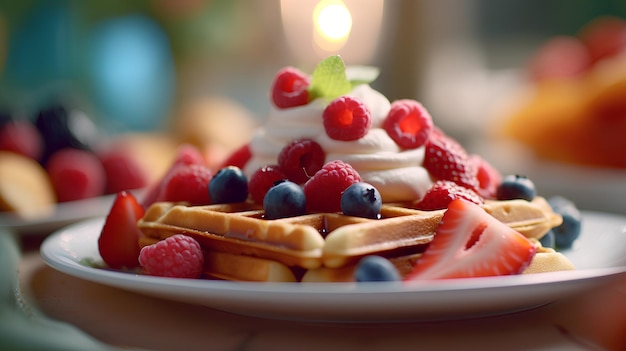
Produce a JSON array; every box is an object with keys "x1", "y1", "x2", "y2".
[
  {"x1": 3, "y1": 2, "x2": 78, "y2": 90},
  {"x1": 88, "y1": 15, "x2": 175, "y2": 132}
]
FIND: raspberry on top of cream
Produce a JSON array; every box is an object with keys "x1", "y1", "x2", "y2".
[{"x1": 242, "y1": 56, "x2": 436, "y2": 203}]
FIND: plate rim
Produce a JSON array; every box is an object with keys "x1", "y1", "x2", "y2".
[{"x1": 39, "y1": 212, "x2": 626, "y2": 320}]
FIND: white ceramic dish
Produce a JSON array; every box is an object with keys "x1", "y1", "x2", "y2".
[{"x1": 41, "y1": 211, "x2": 626, "y2": 322}]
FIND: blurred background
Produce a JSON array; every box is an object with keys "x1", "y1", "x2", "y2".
[{"x1": 1, "y1": 0, "x2": 626, "y2": 212}]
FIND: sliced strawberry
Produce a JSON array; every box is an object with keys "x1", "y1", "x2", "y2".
[
  {"x1": 405, "y1": 199, "x2": 537, "y2": 280},
  {"x1": 98, "y1": 191, "x2": 145, "y2": 269},
  {"x1": 423, "y1": 134, "x2": 479, "y2": 191},
  {"x1": 414, "y1": 180, "x2": 483, "y2": 211}
]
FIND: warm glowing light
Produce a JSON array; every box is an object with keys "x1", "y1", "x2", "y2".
[
  {"x1": 314, "y1": 0, "x2": 352, "y2": 41},
  {"x1": 280, "y1": 0, "x2": 384, "y2": 65}
]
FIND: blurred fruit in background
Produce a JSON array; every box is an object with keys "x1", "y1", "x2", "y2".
[{"x1": 497, "y1": 16, "x2": 626, "y2": 169}]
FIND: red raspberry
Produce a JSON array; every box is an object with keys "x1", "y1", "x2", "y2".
[
  {"x1": 323, "y1": 96, "x2": 372, "y2": 141},
  {"x1": 278, "y1": 139, "x2": 326, "y2": 184},
  {"x1": 142, "y1": 144, "x2": 207, "y2": 207},
  {"x1": 219, "y1": 143, "x2": 251, "y2": 170},
  {"x1": 423, "y1": 134, "x2": 479, "y2": 191},
  {"x1": 171, "y1": 143, "x2": 207, "y2": 167},
  {"x1": 271, "y1": 67, "x2": 311, "y2": 108},
  {"x1": 303, "y1": 160, "x2": 361, "y2": 213},
  {"x1": 139, "y1": 234, "x2": 204, "y2": 278},
  {"x1": 248, "y1": 164, "x2": 286, "y2": 204},
  {"x1": 157, "y1": 163, "x2": 213, "y2": 205},
  {"x1": 46, "y1": 148, "x2": 106, "y2": 202},
  {"x1": 414, "y1": 180, "x2": 484, "y2": 211},
  {"x1": 0, "y1": 120, "x2": 43, "y2": 160},
  {"x1": 98, "y1": 148, "x2": 149, "y2": 194},
  {"x1": 470, "y1": 155, "x2": 502, "y2": 200},
  {"x1": 383, "y1": 99, "x2": 433, "y2": 149}
]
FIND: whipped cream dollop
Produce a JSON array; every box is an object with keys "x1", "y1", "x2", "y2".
[{"x1": 244, "y1": 84, "x2": 434, "y2": 202}]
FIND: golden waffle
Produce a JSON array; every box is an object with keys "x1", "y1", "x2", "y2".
[{"x1": 137, "y1": 197, "x2": 563, "y2": 282}]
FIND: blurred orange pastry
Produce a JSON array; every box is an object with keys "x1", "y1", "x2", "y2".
[{"x1": 498, "y1": 16, "x2": 626, "y2": 168}]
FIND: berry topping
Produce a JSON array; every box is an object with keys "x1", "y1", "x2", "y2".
[
  {"x1": 249, "y1": 164, "x2": 286, "y2": 204},
  {"x1": 278, "y1": 139, "x2": 326, "y2": 184},
  {"x1": 263, "y1": 180, "x2": 306, "y2": 219},
  {"x1": 209, "y1": 166, "x2": 248, "y2": 204},
  {"x1": 340, "y1": 182, "x2": 382, "y2": 219},
  {"x1": 98, "y1": 191, "x2": 144, "y2": 269},
  {"x1": 382, "y1": 99, "x2": 433, "y2": 149},
  {"x1": 171, "y1": 143, "x2": 208, "y2": 167},
  {"x1": 496, "y1": 175, "x2": 536, "y2": 201},
  {"x1": 219, "y1": 143, "x2": 251, "y2": 170},
  {"x1": 271, "y1": 67, "x2": 311, "y2": 108},
  {"x1": 414, "y1": 180, "x2": 484, "y2": 211},
  {"x1": 323, "y1": 96, "x2": 372, "y2": 141},
  {"x1": 539, "y1": 229, "x2": 556, "y2": 249},
  {"x1": 354, "y1": 256, "x2": 401, "y2": 282},
  {"x1": 142, "y1": 144, "x2": 207, "y2": 208},
  {"x1": 470, "y1": 155, "x2": 502, "y2": 200},
  {"x1": 158, "y1": 163, "x2": 213, "y2": 205},
  {"x1": 139, "y1": 234, "x2": 204, "y2": 278},
  {"x1": 0, "y1": 120, "x2": 44, "y2": 161},
  {"x1": 98, "y1": 147, "x2": 149, "y2": 194},
  {"x1": 46, "y1": 148, "x2": 106, "y2": 202},
  {"x1": 405, "y1": 199, "x2": 537, "y2": 280},
  {"x1": 423, "y1": 134, "x2": 479, "y2": 191},
  {"x1": 547, "y1": 196, "x2": 582, "y2": 249},
  {"x1": 303, "y1": 160, "x2": 361, "y2": 213}
]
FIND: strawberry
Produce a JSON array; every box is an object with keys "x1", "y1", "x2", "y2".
[
  {"x1": 423, "y1": 134, "x2": 479, "y2": 191},
  {"x1": 414, "y1": 180, "x2": 483, "y2": 211},
  {"x1": 470, "y1": 155, "x2": 502, "y2": 200},
  {"x1": 405, "y1": 199, "x2": 537, "y2": 280},
  {"x1": 219, "y1": 143, "x2": 251, "y2": 170},
  {"x1": 98, "y1": 191, "x2": 145, "y2": 269}
]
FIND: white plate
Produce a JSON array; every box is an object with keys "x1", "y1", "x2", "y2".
[{"x1": 40, "y1": 212, "x2": 626, "y2": 322}]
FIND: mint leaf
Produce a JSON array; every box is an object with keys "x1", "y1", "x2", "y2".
[{"x1": 308, "y1": 55, "x2": 352, "y2": 100}]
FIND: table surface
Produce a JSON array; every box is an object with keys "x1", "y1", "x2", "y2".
[{"x1": 3, "y1": 230, "x2": 626, "y2": 351}]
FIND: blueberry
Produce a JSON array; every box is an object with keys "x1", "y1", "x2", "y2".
[
  {"x1": 263, "y1": 180, "x2": 306, "y2": 219},
  {"x1": 340, "y1": 182, "x2": 382, "y2": 219},
  {"x1": 209, "y1": 166, "x2": 248, "y2": 203},
  {"x1": 539, "y1": 229, "x2": 555, "y2": 249},
  {"x1": 496, "y1": 174, "x2": 536, "y2": 201},
  {"x1": 548, "y1": 196, "x2": 582, "y2": 249},
  {"x1": 354, "y1": 256, "x2": 401, "y2": 282}
]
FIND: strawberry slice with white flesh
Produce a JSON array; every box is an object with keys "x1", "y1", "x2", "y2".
[{"x1": 405, "y1": 199, "x2": 537, "y2": 280}]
